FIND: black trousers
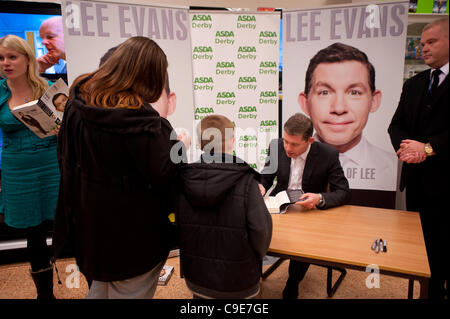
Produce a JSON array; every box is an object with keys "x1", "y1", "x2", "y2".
[
  {"x1": 286, "y1": 260, "x2": 310, "y2": 287},
  {"x1": 406, "y1": 169, "x2": 449, "y2": 300},
  {"x1": 26, "y1": 222, "x2": 52, "y2": 272}
]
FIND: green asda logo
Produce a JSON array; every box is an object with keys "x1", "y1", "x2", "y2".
[
  {"x1": 217, "y1": 92, "x2": 236, "y2": 98},
  {"x1": 239, "y1": 106, "x2": 257, "y2": 112},
  {"x1": 238, "y1": 77, "x2": 257, "y2": 83},
  {"x1": 193, "y1": 46, "x2": 213, "y2": 53},
  {"x1": 260, "y1": 61, "x2": 277, "y2": 68},
  {"x1": 194, "y1": 77, "x2": 214, "y2": 84},
  {"x1": 238, "y1": 15, "x2": 256, "y2": 22},
  {"x1": 192, "y1": 14, "x2": 212, "y2": 21},
  {"x1": 260, "y1": 120, "x2": 277, "y2": 126},
  {"x1": 260, "y1": 91, "x2": 277, "y2": 97},
  {"x1": 239, "y1": 135, "x2": 257, "y2": 142},
  {"x1": 238, "y1": 46, "x2": 256, "y2": 53},
  {"x1": 216, "y1": 61, "x2": 235, "y2": 68},
  {"x1": 259, "y1": 31, "x2": 277, "y2": 37},
  {"x1": 216, "y1": 31, "x2": 235, "y2": 37},
  {"x1": 195, "y1": 107, "x2": 214, "y2": 114}
]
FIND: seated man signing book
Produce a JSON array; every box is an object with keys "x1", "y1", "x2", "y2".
[
  {"x1": 176, "y1": 115, "x2": 272, "y2": 299},
  {"x1": 260, "y1": 113, "x2": 350, "y2": 299}
]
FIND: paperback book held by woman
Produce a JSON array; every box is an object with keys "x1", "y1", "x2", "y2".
[{"x1": 11, "y1": 78, "x2": 68, "y2": 138}]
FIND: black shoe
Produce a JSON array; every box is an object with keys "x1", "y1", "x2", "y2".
[
  {"x1": 282, "y1": 283, "x2": 298, "y2": 299},
  {"x1": 30, "y1": 266, "x2": 55, "y2": 300}
]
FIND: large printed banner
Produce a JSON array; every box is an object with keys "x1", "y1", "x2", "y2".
[
  {"x1": 61, "y1": 0, "x2": 194, "y2": 138},
  {"x1": 282, "y1": 1, "x2": 408, "y2": 192},
  {"x1": 189, "y1": 11, "x2": 280, "y2": 169}
]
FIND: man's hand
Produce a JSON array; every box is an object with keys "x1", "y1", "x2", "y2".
[
  {"x1": 295, "y1": 193, "x2": 320, "y2": 210},
  {"x1": 37, "y1": 53, "x2": 59, "y2": 73},
  {"x1": 258, "y1": 184, "x2": 266, "y2": 196},
  {"x1": 397, "y1": 139, "x2": 427, "y2": 164}
]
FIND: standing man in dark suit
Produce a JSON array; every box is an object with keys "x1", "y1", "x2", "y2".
[
  {"x1": 388, "y1": 18, "x2": 448, "y2": 300},
  {"x1": 260, "y1": 113, "x2": 351, "y2": 299}
]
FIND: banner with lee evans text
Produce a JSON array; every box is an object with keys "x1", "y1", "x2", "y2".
[
  {"x1": 190, "y1": 11, "x2": 280, "y2": 169},
  {"x1": 282, "y1": 1, "x2": 409, "y2": 192},
  {"x1": 61, "y1": 0, "x2": 195, "y2": 144}
]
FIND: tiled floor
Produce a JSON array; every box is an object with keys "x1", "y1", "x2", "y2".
[{"x1": 0, "y1": 257, "x2": 420, "y2": 299}]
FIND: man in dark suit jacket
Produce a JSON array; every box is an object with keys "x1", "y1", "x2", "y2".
[
  {"x1": 388, "y1": 18, "x2": 448, "y2": 300},
  {"x1": 260, "y1": 113, "x2": 351, "y2": 299}
]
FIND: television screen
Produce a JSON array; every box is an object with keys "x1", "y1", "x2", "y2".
[{"x1": 0, "y1": 1, "x2": 65, "y2": 77}]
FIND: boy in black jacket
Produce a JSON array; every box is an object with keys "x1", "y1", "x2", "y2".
[{"x1": 176, "y1": 115, "x2": 272, "y2": 299}]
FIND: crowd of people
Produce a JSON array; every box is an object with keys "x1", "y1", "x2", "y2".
[{"x1": 0, "y1": 16, "x2": 448, "y2": 300}]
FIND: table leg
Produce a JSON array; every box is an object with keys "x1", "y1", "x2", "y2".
[{"x1": 408, "y1": 279, "x2": 414, "y2": 299}]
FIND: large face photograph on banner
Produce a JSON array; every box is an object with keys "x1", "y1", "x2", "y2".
[{"x1": 282, "y1": 2, "x2": 409, "y2": 192}]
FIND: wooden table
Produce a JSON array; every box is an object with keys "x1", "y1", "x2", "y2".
[{"x1": 266, "y1": 205, "x2": 430, "y2": 299}]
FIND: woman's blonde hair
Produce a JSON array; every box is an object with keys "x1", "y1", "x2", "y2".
[
  {"x1": 76, "y1": 36, "x2": 168, "y2": 109},
  {"x1": 0, "y1": 35, "x2": 49, "y2": 99}
]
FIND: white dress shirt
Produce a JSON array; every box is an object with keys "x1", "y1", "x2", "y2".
[
  {"x1": 430, "y1": 62, "x2": 449, "y2": 86},
  {"x1": 287, "y1": 144, "x2": 310, "y2": 190},
  {"x1": 338, "y1": 136, "x2": 397, "y2": 191}
]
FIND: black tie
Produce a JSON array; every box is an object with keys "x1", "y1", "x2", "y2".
[{"x1": 429, "y1": 69, "x2": 442, "y2": 95}]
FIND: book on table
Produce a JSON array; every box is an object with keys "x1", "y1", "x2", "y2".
[
  {"x1": 11, "y1": 78, "x2": 69, "y2": 138},
  {"x1": 264, "y1": 189, "x2": 304, "y2": 214}
]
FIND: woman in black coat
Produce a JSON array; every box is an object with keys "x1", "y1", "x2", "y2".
[{"x1": 53, "y1": 37, "x2": 186, "y2": 298}]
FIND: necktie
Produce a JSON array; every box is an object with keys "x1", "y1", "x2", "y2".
[{"x1": 429, "y1": 69, "x2": 442, "y2": 95}]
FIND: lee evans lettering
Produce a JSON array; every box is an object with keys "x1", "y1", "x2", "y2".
[
  {"x1": 237, "y1": 15, "x2": 256, "y2": 29},
  {"x1": 284, "y1": 4, "x2": 406, "y2": 41},
  {"x1": 192, "y1": 14, "x2": 212, "y2": 29},
  {"x1": 67, "y1": 4, "x2": 188, "y2": 40}
]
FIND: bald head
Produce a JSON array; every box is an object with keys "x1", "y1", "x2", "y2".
[
  {"x1": 423, "y1": 18, "x2": 449, "y2": 38},
  {"x1": 39, "y1": 16, "x2": 65, "y2": 60}
]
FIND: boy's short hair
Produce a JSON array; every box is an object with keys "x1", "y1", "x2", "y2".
[{"x1": 198, "y1": 115, "x2": 234, "y2": 153}]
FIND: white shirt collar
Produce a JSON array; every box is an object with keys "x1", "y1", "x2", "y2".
[{"x1": 431, "y1": 62, "x2": 449, "y2": 84}]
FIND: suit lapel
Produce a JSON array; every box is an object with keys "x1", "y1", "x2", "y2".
[
  {"x1": 411, "y1": 70, "x2": 431, "y2": 130},
  {"x1": 302, "y1": 142, "x2": 318, "y2": 189}
]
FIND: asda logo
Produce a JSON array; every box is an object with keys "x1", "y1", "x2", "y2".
[
  {"x1": 239, "y1": 106, "x2": 257, "y2": 112},
  {"x1": 260, "y1": 61, "x2": 277, "y2": 68},
  {"x1": 238, "y1": 77, "x2": 257, "y2": 83},
  {"x1": 249, "y1": 163, "x2": 257, "y2": 169},
  {"x1": 260, "y1": 120, "x2": 277, "y2": 126},
  {"x1": 259, "y1": 31, "x2": 277, "y2": 37},
  {"x1": 260, "y1": 91, "x2": 277, "y2": 97},
  {"x1": 193, "y1": 46, "x2": 213, "y2": 53},
  {"x1": 216, "y1": 61, "x2": 235, "y2": 68},
  {"x1": 195, "y1": 107, "x2": 214, "y2": 114},
  {"x1": 238, "y1": 46, "x2": 256, "y2": 53},
  {"x1": 192, "y1": 14, "x2": 212, "y2": 21},
  {"x1": 260, "y1": 149, "x2": 268, "y2": 155},
  {"x1": 194, "y1": 77, "x2": 214, "y2": 84},
  {"x1": 239, "y1": 135, "x2": 257, "y2": 142},
  {"x1": 238, "y1": 15, "x2": 256, "y2": 22},
  {"x1": 216, "y1": 31, "x2": 235, "y2": 37},
  {"x1": 217, "y1": 92, "x2": 236, "y2": 98}
]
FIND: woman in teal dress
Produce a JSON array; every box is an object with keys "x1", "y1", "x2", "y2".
[{"x1": 0, "y1": 35, "x2": 59, "y2": 299}]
